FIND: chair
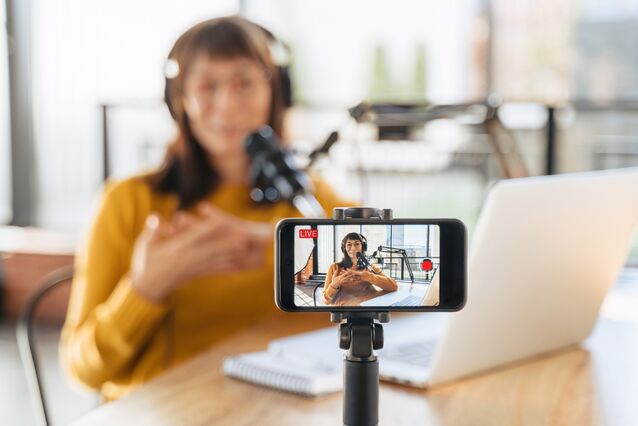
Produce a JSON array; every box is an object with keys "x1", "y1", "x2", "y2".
[
  {"x1": 313, "y1": 283, "x2": 324, "y2": 306},
  {"x1": 16, "y1": 265, "x2": 88, "y2": 426},
  {"x1": 294, "y1": 251, "x2": 326, "y2": 306}
]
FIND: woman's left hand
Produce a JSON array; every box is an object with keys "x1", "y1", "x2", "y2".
[
  {"x1": 350, "y1": 269, "x2": 398, "y2": 291},
  {"x1": 358, "y1": 270, "x2": 376, "y2": 282},
  {"x1": 172, "y1": 201, "x2": 273, "y2": 270},
  {"x1": 343, "y1": 270, "x2": 375, "y2": 283},
  {"x1": 198, "y1": 201, "x2": 272, "y2": 247}
]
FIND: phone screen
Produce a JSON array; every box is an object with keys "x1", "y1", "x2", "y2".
[{"x1": 293, "y1": 224, "x2": 440, "y2": 308}]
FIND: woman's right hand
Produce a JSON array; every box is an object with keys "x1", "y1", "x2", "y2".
[{"x1": 130, "y1": 205, "x2": 270, "y2": 304}]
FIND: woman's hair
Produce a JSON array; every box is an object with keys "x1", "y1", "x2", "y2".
[
  {"x1": 338, "y1": 232, "x2": 367, "y2": 269},
  {"x1": 146, "y1": 16, "x2": 286, "y2": 208}
]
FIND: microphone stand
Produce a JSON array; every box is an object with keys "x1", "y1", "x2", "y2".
[{"x1": 292, "y1": 194, "x2": 326, "y2": 219}]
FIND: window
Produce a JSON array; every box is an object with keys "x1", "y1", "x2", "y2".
[
  {"x1": 30, "y1": 0, "x2": 238, "y2": 230},
  {"x1": 0, "y1": 0, "x2": 11, "y2": 224}
]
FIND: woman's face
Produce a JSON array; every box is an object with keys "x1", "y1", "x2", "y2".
[
  {"x1": 344, "y1": 239, "x2": 363, "y2": 261},
  {"x1": 182, "y1": 54, "x2": 272, "y2": 159}
]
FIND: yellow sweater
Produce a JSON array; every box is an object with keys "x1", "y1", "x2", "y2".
[{"x1": 60, "y1": 175, "x2": 349, "y2": 401}]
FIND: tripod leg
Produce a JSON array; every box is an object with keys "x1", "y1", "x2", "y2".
[{"x1": 343, "y1": 358, "x2": 379, "y2": 426}]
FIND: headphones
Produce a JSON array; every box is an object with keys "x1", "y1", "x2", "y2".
[
  {"x1": 341, "y1": 233, "x2": 368, "y2": 255},
  {"x1": 163, "y1": 20, "x2": 293, "y2": 121}
]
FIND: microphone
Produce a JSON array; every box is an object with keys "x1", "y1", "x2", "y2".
[
  {"x1": 356, "y1": 252, "x2": 376, "y2": 273},
  {"x1": 306, "y1": 131, "x2": 339, "y2": 169},
  {"x1": 245, "y1": 126, "x2": 325, "y2": 217}
]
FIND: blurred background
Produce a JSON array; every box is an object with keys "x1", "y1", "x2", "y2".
[{"x1": 2, "y1": 0, "x2": 638, "y2": 424}]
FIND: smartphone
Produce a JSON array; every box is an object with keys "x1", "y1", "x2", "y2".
[{"x1": 275, "y1": 218, "x2": 466, "y2": 312}]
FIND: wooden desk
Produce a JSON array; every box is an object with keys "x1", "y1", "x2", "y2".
[{"x1": 71, "y1": 293, "x2": 638, "y2": 425}]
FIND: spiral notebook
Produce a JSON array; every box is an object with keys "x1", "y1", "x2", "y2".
[{"x1": 222, "y1": 327, "x2": 342, "y2": 397}]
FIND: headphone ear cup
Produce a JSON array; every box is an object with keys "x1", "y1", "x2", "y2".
[
  {"x1": 251, "y1": 22, "x2": 293, "y2": 109},
  {"x1": 359, "y1": 234, "x2": 368, "y2": 252}
]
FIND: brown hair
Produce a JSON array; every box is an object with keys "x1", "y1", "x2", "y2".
[
  {"x1": 338, "y1": 232, "x2": 367, "y2": 269},
  {"x1": 146, "y1": 16, "x2": 286, "y2": 208}
]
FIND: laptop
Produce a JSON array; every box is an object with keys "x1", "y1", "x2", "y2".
[
  {"x1": 359, "y1": 269, "x2": 440, "y2": 307},
  {"x1": 270, "y1": 167, "x2": 638, "y2": 388}
]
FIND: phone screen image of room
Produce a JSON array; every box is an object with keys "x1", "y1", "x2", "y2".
[{"x1": 293, "y1": 224, "x2": 440, "y2": 308}]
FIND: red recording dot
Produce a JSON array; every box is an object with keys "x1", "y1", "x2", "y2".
[{"x1": 421, "y1": 259, "x2": 433, "y2": 272}]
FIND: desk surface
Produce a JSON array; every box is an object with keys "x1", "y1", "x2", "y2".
[
  {"x1": 0, "y1": 226, "x2": 76, "y2": 255},
  {"x1": 72, "y1": 284, "x2": 638, "y2": 426},
  {"x1": 306, "y1": 280, "x2": 427, "y2": 307}
]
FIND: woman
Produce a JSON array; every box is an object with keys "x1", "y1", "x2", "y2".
[
  {"x1": 60, "y1": 16, "x2": 349, "y2": 401},
  {"x1": 322, "y1": 233, "x2": 398, "y2": 306}
]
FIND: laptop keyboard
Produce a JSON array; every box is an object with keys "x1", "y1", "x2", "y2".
[
  {"x1": 391, "y1": 295, "x2": 423, "y2": 307},
  {"x1": 381, "y1": 339, "x2": 437, "y2": 366}
]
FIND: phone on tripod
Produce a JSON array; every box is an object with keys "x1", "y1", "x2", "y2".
[{"x1": 275, "y1": 218, "x2": 466, "y2": 312}]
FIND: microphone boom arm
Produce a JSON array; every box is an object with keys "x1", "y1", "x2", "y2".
[{"x1": 373, "y1": 246, "x2": 414, "y2": 283}]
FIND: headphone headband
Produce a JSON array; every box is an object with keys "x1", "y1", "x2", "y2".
[
  {"x1": 163, "y1": 20, "x2": 292, "y2": 120},
  {"x1": 341, "y1": 233, "x2": 368, "y2": 255}
]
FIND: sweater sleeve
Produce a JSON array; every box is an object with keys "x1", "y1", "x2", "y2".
[
  {"x1": 322, "y1": 264, "x2": 339, "y2": 304},
  {"x1": 365, "y1": 266, "x2": 398, "y2": 291},
  {"x1": 60, "y1": 178, "x2": 170, "y2": 390}
]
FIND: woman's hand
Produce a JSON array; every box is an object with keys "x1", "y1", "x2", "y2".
[
  {"x1": 131, "y1": 203, "x2": 272, "y2": 304},
  {"x1": 359, "y1": 270, "x2": 377, "y2": 282},
  {"x1": 349, "y1": 269, "x2": 398, "y2": 292},
  {"x1": 333, "y1": 270, "x2": 363, "y2": 289}
]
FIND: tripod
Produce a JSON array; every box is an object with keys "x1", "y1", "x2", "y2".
[{"x1": 331, "y1": 207, "x2": 392, "y2": 426}]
